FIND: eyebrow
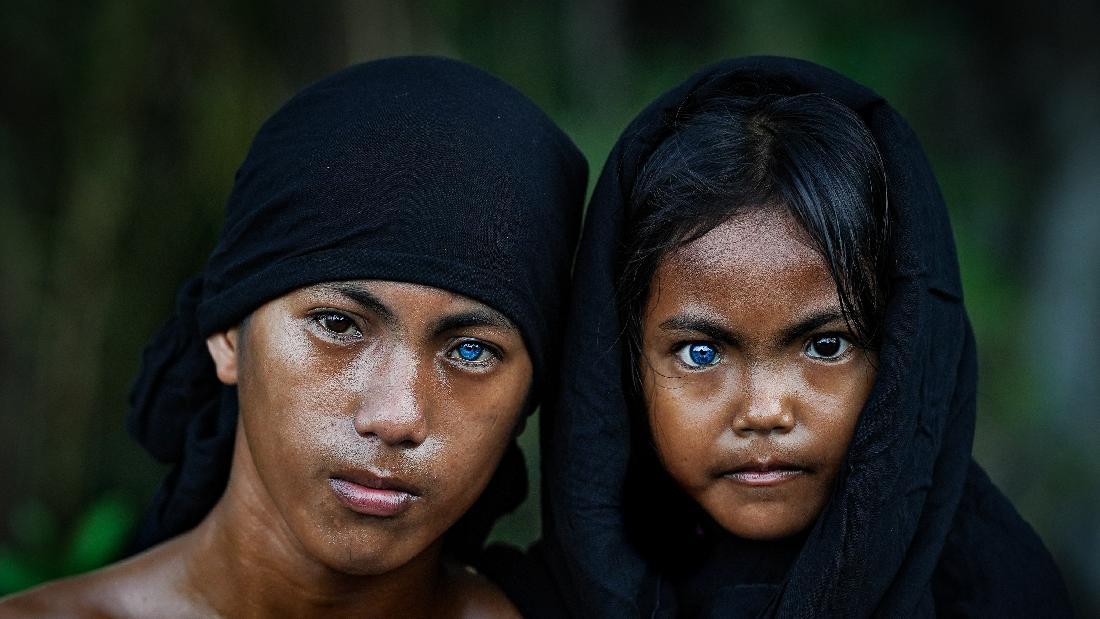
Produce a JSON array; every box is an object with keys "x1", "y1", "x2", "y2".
[
  {"x1": 658, "y1": 315, "x2": 739, "y2": 346},
  {"x1": 324, "y1": 282, "x2": 514, "y2": 334},
  {"x1": 432, "y1": 308, "x2": 516, "y2": 336},
  {"x1": 658, "y1": 308, "x2": 846, "y2": 347},
  {"x1": 775, "y1": 309, "x2": 846, "y2": 346},
  {"x1": 326, "y1": 283, "x2": 399, "y2": 329}
]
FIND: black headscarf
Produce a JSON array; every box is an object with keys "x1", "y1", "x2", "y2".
[
  {"x1": 126, "y1": 56, "x2": 587, "y2": 560},
  {"x1": 539, "y1": 56, "x2": 1070, "y2": 617}
]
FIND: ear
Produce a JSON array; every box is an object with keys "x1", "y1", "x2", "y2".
[{"x1": 206, "y1": 327, "x2": 241, "y2": 385}]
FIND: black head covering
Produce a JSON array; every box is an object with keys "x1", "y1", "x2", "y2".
[
  {"x1": 127, "y1": 56, "x2": 587, "y2": 558},
  {"x1": 540, "y1": 56, "x2": 1069, "y2": 617}
]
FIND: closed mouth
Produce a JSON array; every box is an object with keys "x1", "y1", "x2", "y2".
[
  {"x1": 329, "y1": 469, "x2": 421, "y2": 517},
  {"x1": 721, "y1": 458, "x2": 809, "y2": 486}
]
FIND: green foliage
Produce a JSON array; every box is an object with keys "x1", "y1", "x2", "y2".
[{"x1": 0, "y1": 495, "x2": 137, "y2": 595}]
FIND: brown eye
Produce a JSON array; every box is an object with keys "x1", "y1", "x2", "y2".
[
  {"x1": 806, "y1": 335, "x2": 849, "y2": 360},
  {"x1": 315, "y1": 312, "x2": 361, "y2": 337}
]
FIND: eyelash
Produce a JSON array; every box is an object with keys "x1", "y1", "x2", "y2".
[
  {"x1": 803, "y1": 332, "x2": 853, "y2": 362},
  {"x1": 309, "y1": 310, "x2": 504, "y2": 369},
  {"x1": 670, "y1": 332, "x2": 855, "y2": 369},
  {"x1": 309, "y1": 310, "x2": 364, "y2": 341},
  {"x1": 672, "y1": 341, "x2": 722, "y2": 370},
  {"x1": 445, "y1": 338, "x2": 503, "y2": 369}
]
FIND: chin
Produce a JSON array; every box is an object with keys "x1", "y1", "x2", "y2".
[
  {"x1": 326, "y1": 546, "x2": 410, "y2": 576},
  {"x1": 726, "y1": 523, "x2": 804, "y2": 541},
  {"x1": 712, "y1": 508, "x2": 812, "y2": 541},
  {"x1": 329, "y1": 555, "x2": 399, "y2": 576},
  {"x1": 301, "y1": 527, "x2": 416, "y2": 576}
]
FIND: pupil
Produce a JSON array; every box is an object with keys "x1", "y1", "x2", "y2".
[
  {"x1": 690, "y1": 344, "x2": 714, "y2": 365},
  {"x1": 326, "y1": 315, "x2": 349, "y2": 332},
  {"x1": 459, "y1": 342, "x2": 482, "y2": 360},
  {"x1": 814, "y1": 337, "x2": 840, "y2": 357}
]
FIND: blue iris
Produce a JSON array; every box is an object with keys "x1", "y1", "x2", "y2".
[
  {"x1": 689, "y1": 343, "x2": 717, "y2": 366},
  {"x1": 456, "y1": 341, "x2": 485, "y2": 361}
]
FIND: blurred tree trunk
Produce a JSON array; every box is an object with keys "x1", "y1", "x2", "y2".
[
  {"x1": 964, "y1": 0, "x2": 1100, "y2": 609},
  {"x1": 1026, "y1": 56, "x2": 1100, "y2": 619},
  {"x1": 1, "y1": 0, "x2": 351, "y2": 525},
  {"x1": 1029, "y1": 90, "x2": 1100, "y2": 602}
]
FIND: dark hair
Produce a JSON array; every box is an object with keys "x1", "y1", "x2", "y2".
[{"x1": 619, "y1": 92, "x2": 890, "y2": 387}]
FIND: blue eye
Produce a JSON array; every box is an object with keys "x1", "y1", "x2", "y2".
[
  {"x1": 456, "y1": 341, "x2": 484, "y2": 361},
  {"x1": 676, "y1": 342, "x2": 720, "y2": 368},
  {"x1": 449, "y1": 340, "x2": 498, "y2": 365}
]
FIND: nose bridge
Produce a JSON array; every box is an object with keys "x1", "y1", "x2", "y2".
[
  {"x1": 352, "y1": 346, "x2": 429, "y2": 446},
  {"x1": 733, "y1": 359, "x2": 796, "y2": 435}
]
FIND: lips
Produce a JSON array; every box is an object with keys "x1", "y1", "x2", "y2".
[
  {"x1": 721, "y1": 458, "x2": 808, "y2": 487},
  {"x1": 329, "y1": 470, "x2": 420, "y2": 517}
]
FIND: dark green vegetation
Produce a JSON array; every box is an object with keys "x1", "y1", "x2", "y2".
[{"x1": 1, "y1": 1, "x2": 1097, "y2": 612}]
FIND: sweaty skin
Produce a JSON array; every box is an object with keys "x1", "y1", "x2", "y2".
[
  {"x1": 641, "y1": 209, "x2": 876, "y2": 541},
  {"x1": 0, "y1": 280, "x2": 527, "y2": 618}
]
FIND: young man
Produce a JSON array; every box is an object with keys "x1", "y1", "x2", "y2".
[{"x1": 0, "y1": 56, "x2": 586, "y2": 617}]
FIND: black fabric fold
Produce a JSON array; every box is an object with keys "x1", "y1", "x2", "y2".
[
  {"x1": 125, "y1": 56, "x2": 587, "y2": 557},
  {"x1": 538, "y1": 56, "x2": 1069, "y2": 617},
  {"x1": 127, "y1": 276, "x2": 217, "y2": 464}
]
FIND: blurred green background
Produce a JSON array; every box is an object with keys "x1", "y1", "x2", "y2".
[{"x1": 1, "y1": 0, "x2": 1097, "y2": 612}]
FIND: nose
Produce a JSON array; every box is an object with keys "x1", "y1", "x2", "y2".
[
  {"x1": 732, "y1": 364, "x2": 796, "y2": 436},
  {"x1": 352, "y1": 356, "x2": 429, "y2": 447}
]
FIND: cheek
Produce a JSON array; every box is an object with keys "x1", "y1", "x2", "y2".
[
  {"x1": 645, "y1": 369, "x2": 728, "y2": 486},
  {"x1": 801, "y1": 360, "x2": 876, "y2": 470},
  {"x1": 237, "y1": 325, "x2": 362, "y2": 488},
  {"x1": 243, "y1": 316, "x2": 354, "y2": 406},
  {"x1": 429, "y1": 367, "x2": 529, "y2": 503}
]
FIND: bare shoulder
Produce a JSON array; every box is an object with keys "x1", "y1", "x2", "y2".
[
  {"x1": 0, "y1": 565, "x2": 135, "y2": 619},
  {"x1": 0, "y1": 536, "x2": 203, "y2": 619},
  {"x1": 440, "y1": 563, "x2": 522, "y2": 619}
]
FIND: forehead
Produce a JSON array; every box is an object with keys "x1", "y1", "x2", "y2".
[{"x1": 653, "y1": 209, "x2": 837, "y2": 315}]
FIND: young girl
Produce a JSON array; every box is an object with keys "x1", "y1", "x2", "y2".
[
  {"x1": 0, "y1": 56, "x2": 586, "y2": 617},
  {"x1": 538, "y1": 56, "x2": 1070, "y2": 616}
]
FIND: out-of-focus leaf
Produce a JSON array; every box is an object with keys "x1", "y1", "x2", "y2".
[
  {"x1": 61, "y1": 495, "x2": 137, "y2": 574},
  {"x1": 0, "y1": 546, "x2": 44, "y2": 596}
]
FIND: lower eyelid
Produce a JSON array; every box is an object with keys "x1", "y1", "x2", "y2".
[
  {"x1": 447, "y1": 340, "x2": 503, "y2": 365},
  {"x1": 805, "y1": 336, "x2": 852, "y2": 361},
  {"x1": 672, "y1": 342, "x2": 721, "y2": 369},
  {"x1": 315, "y1": 317, "x2": 363, "y2": 339}
]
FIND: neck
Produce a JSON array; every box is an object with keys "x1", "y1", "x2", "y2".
[{"x1": 176, "y1": 432, "x2": 447, "y2": 617}]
